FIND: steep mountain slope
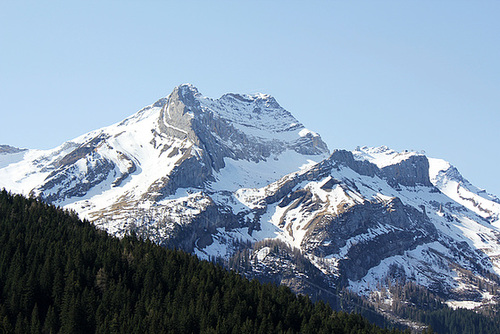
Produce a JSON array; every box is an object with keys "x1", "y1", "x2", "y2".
[
  {"x1": 230, "y1": 146, "x2": 500, "y2": 310},
  {"x1": 1, "y1": 85, "x2": 500, "y2": 324},
  {"x1": 0, "y1": 84, "x2": 329, "y2": 244}
]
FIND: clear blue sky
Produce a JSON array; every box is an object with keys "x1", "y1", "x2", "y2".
[{"x1": 1, "y1": 1, "x2": 499, "y2": 196}]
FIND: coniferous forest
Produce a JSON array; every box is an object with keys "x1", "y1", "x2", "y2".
[
  {"x1": 0, "y1": 189, "x2": 404, "y2": 333},
  {"x1": 1, "y1": 189, "x2": 499, "y2": 334}
]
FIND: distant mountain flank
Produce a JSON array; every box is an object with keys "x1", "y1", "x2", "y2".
[
  {"x1": 0, "y1": 144, "x2": 26, "y2": 154},
  {"x1": 1, "y1": 84, "x2": 500, "y2": 330}
]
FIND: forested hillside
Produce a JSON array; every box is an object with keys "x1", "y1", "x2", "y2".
[{"x1": 0, "y1": 189, "x2": 403, "y2": 334}]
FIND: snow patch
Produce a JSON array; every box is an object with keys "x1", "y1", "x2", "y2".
[{"x1": 353, "y1": 146, "x2": 420, "y2": 168}]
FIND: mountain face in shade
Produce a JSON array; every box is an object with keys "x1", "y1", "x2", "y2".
[{"x1": 1, "y1": 85, "x2": 500, "y2": 324}]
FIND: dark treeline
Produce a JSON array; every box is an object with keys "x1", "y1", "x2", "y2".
[
  {"x1": 229, "y1": 238, "x2": 500, "y2": 334},
  {"x1": 0, "y1": 189, "x2": 404, "y2": 334},
  {"x1": 386, "y1": 281, "x2": 500, "y2": 334}
]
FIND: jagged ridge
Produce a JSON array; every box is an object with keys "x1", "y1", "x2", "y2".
[{"x1": 1, "y1": 85, "x2": 500, "y2": 326}]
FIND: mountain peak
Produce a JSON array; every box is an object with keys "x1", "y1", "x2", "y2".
[
  {"x1": 155, "y1": 85, "x2": 329, "y2": 187},
  {"x1": 0, "y1": 84, "x2": 328, "y2": 204},
  {"x1": 175, "y1": 83, "x2": 200, "y2": 98}
]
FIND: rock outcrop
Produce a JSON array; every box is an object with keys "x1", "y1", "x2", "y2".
[{"x1": 1, "y1": 85, "x2": 500, "y2": 321}]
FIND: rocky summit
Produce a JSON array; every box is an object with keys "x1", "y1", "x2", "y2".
[{"x1": 1, "y1": 85, "x2": 500, "y2": 325}]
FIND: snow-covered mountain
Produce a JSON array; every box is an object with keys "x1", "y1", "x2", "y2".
[
  {"x1": 0, "y1": 84, "x2": 329, "y2": 240},
  {"x1": 1, "y1": 85, "x2": 500, "y2": 322}
]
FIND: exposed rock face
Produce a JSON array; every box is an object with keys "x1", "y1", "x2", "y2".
[
  {"x1": 151, "y1": 84, "x2": 330, "y2": 197},
  {"x1": 328, "y1": 149, "x2": 432, "y2": 187},
  {"x1": 161, "y1": 198, "x2": 241, "y2": 253},
  {"x1": 157, "y1": 85, "x2": 201, "y2": 145},
  {"x1": 159, "y1": 85, "x2": 328, "y2": 164},
  {"x1": 221, "y1": 145, "x2": 500, "y2": 307},
  {"x1": 381, "y1": 155, "x2": 432, "y2": 187},
  {"x1": 328, "y1": 149, "x2": 379, "y2": 177},
  {"x1": 260, "y1": 162, "x2": 440, "y2": 285},
  {"x1": 36, "y1": 157, "x2": 116, "y2": 203},
  {"x1": 323, "y1": 198, "x2": 438, "y2": 282},
  {"x1": 33, "y1": 134, "x2": 119, "y2": 202},
  {"x1": 1, "y1": 85, "x2": 500, "y2": 322}
]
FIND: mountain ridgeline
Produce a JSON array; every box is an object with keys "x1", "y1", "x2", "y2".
[{"x1": 1, "y1": 84, "x2": 500, "y2": 331}]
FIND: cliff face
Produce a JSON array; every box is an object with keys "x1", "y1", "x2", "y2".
[
  {"x1": 381, "y1": 155, "x2": 433, "y2": 187},
  {"x1": 220, "y1": 146, "x2": 500, "y2": 308},
  {"x1": 151, "y1": 85, "x2": 329, "y2": 198},
  {"x1": 329, "y1": 149, "x2": 432, "y2": 187},
  {"x1": 1, "y1": 85, "x2": 500, "y2": 318}
]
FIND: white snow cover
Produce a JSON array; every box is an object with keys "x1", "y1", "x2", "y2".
[
  {"x1": 352, "y1": 145, "x2": 421, "y2": 168},
  {"x1": 210, "y1": 152, "x2": 322, "y2": 192},
  {"x1": 429, "y1": 157, "x2": 500, "y2": 226}
]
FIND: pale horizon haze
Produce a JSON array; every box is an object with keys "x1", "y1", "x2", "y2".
[{"x1": 1, "y1": 1, "x2": 499, "y2": 196}]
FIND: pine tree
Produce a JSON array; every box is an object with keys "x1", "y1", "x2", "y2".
[
  {"x1": 42, "y1": 306, "x2": 58, "y2": 334},
  {"x1": 30, "y1": 304, "x2": 41, "y2": 334}
]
